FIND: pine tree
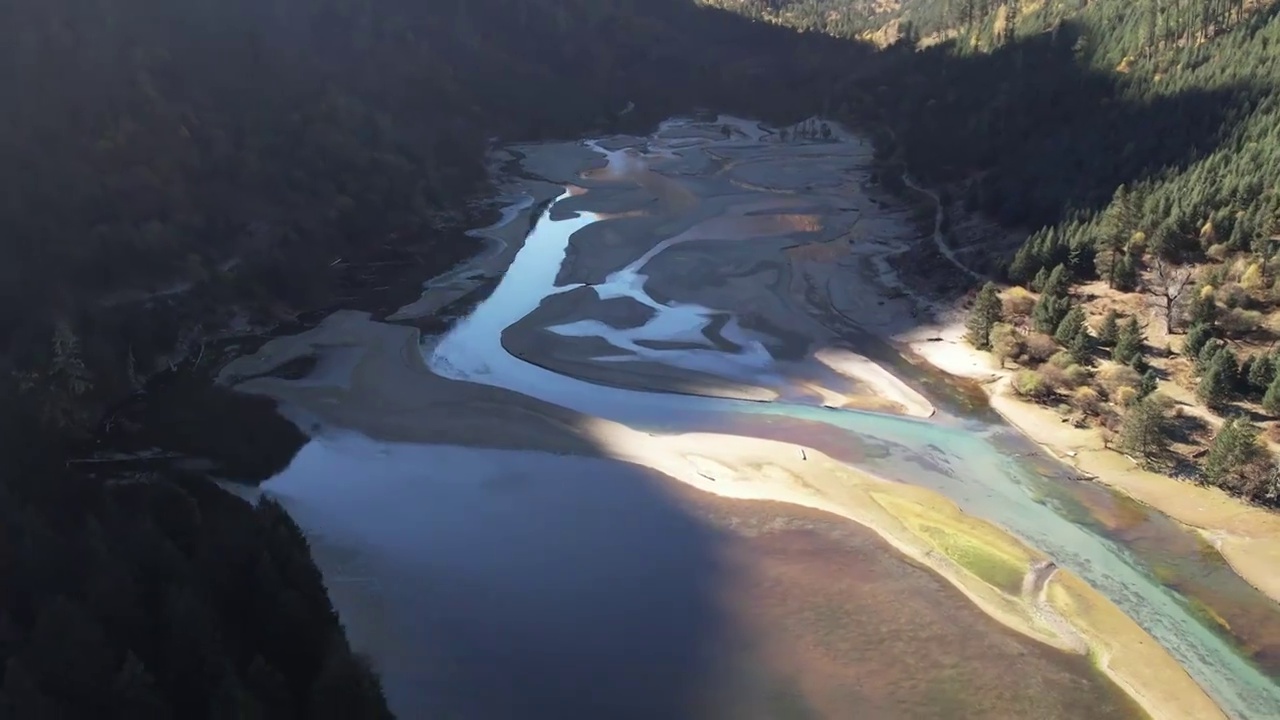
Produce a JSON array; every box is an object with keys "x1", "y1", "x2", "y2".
[
  {"x1": 1196, "y1": 339, "x2": 1224, "y2": 373},
  {"x1": 1119, "y1": 394, "x2": 1173, "y2": 460},
  {"x1": 1189, "y1": 288, "x2": 1218, "y2": 327},
  {"x1": 1248, "y1": 353, "x2": 1276, "y2": 393},
  {"x1": 1041, "y1": 263, "x2": 1069, "y2": 298},
  {"x1": 1203, "y1": 417, "x2": 1266, "y2": 490},
  {"x1": 1069, "y1": 327, "x2": 1094, "y2": 365},
  {"x1": 1183, "y1": 322, "x2": 1213, "y2": 358},
  {"x1": 1138, "y1": 368, "x2": 1159, "y2": 398},
  {"x1": 1097, "y1": 309, "x2": 1121, "y2": 346},
  {"x1": 1113, "y1": 317, "x2": 1144, "y2": 365},
  {"x1": 1198, "y1": 347, "x2": 1238, "y2": 408},
  {"x1": 1114, "y1": 253, "x2": 1139, "y2": 291},
  {"x1": 966, "y1": 282, "x2": 1004, "y2": 349},
  {"x1": 1030, "y1": 266, "x2": 1049, "y2": 291},
  {"x1": 1054, "y1": 305, "x2": 1087, "y2": 346},
  {"x1": 1264, "y1": 372, "x2": 1280, "y2": 415}
]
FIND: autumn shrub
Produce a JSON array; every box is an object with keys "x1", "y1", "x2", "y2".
[
  {"x1": 1013, "y1": 369, "x2": 1052, "y2": 400},
  {"x1": 1112, "y1": 385, "x2": 1139, "y2": 408},
  {"x1": 1218, "y1": 282, "x2": 1249, "y2": 309},
  {"x1": 1002, "y1": 287, "x2": 1036, "y2": 318},
  {"x1": 1020, "y1": 332, "x2": 1059, "y2": 365},
  {"x1": 1048, "y1": 351, "x2": 1076, "y2": 369},
  {"x1": 1038, "y1": 363, "x2": 1076, "y2": 392},
  {"x1": 990, "y1": 323, "x2": 1023, "y2": 368},
  {"x1": 1070, "y1": 386, "x2": 1104, "y2": 415},
  {"x1": 1220, "y1": 307, "x2": 1263, "y2": 336},
  {"x1": 1098, "y1": 364, "x2": 1142, "y2": 398}
]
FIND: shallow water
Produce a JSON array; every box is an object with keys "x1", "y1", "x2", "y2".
[
  {"x1": 267, "y1": 435, "x2": 1143, "y2": 720},
  {"x1": 419, "y1": 118, "x2": 1280, "y2": 718},
  {"x1": 258, "y1": 117, "x2": 1280, "y2": 718}
]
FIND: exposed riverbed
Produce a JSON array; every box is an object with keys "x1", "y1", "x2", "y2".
[{"x1": 224, "y1": 116, "x2": 1280, "y2": 718}]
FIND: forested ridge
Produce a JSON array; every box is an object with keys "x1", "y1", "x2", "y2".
[
  {"x1": 718, "y1": 0, "x2": 1280, "y2": 504},
  {"x1": 0, "y1": 0, "x2": 865, "y2": 448}
]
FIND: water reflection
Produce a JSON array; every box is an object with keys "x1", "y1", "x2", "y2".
[{"x1": 266, "y1": 436, "x2": 1144, "y2": 720}]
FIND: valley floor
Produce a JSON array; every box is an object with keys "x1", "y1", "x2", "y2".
[{"x1": 222, "y1": 116, "x2": 1264, "y2": 719}]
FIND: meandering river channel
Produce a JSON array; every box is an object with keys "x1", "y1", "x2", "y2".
[{"x1": 245, "y1": 116, "x2": 1280, "y2": 718}]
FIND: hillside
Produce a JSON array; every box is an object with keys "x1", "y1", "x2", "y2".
[
  {"x1": 710, "y1": 0, "x2": 1280, "y2": 505},
  {"x1": 0, "y1": 1, "x2": 873, "y2": 715},
  {"x1": 0, "y1": 0, "x2": 871, "y2": 453}
]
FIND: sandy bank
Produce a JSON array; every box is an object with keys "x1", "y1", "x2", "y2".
[
  {"x1": 907, "y1": 321, "x2": 1280, "y2": 609},
  {"x1": 589, "y1": 423, "x2": 1222, "y2": 720},
  {"x1": 224, "y1": 310, "x2": 1219, "y2": 720},
  {"x1": 813, "y1": 348, "x2": 934, "y2": 417}
]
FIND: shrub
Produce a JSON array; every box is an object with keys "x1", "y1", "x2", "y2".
[
  {"x1": 1002, "y1": 287, "x2": 1036, "y2": 318},
  {"x1": 1113, "y1": 385, "x2": 1139, "y2": 408},
  {"x1": 1048, "y1": 351, "x2": 1076, "y2": 369},
  {"x1": 1220, "y1": 307, "x2": 1263, "y2": 336},
  {"x1": 1098, "y1": 364, "x2": 1141, "y2": 397},
  {"x1": 1071, "y1": 386, "x2": 1104, "y2": 415},
  {"x1": 1013, "y1": 369, "x2": 1052, "y2": 400},
  {"x1": 1065, "y1": 364, "x2": 1093, "y2": 388},
  {"x1": 1038, "y1": 363, "x2": 1079, "y2": 392},
  {"x1": 1021, "y1": 332, "x2": 1059, "y2": 365},
  {"x1": 990, "y1": 323, "x2": 1023, "y2": 368},
  {"x1": 1218, "y1": 282, "x2": 1249, "y2": 309}
]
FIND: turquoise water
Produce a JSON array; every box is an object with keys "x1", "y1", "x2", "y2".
[{"x1": 424, "y1": 119, "x2": 1280, "y2": 718}]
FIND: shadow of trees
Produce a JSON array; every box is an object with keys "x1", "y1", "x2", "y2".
[{"x1": 850, "y1": 21, "x2": 1247, "y2": 230}]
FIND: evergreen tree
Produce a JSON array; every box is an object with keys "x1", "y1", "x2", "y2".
[
  {"x1": 1053, "y1": 305, "x2": 1087, "y2": 346},
  {"x1": 1183, "y1": 322, "x2": 1213, "y2": 359},
  {"x1": 1196, "y1": 339, "x2": 1224, "y2": 373},
  {"x1": 1198, "y1": 347, "x2": 1239, "y2": 408},
  {"x1": 1203, "y1": 417, "x2": 1266, "y2": 490},
  {"x1": 1264, "y1": 372, "x2": 1280, "y2": 415},
  {"x1": 1069, "y1": 327, "x2": 1095, "y2": 365},
  {"x1": 1030, "y1": 266, "x2": 1050, "y2": 292},
  {"x1": 1138, "y1": 368, "x2": 1159, "y2": 399},
  {"x1": 1113, "y1": 252, "x2": 1139, "y2": 292},
  {"x1": 1248, "y1": 352, "x2": 1276, "y2": 393},
  {"x1": 1112, "y1": 317, "x2": 1145, "y2": 365},
  {"x1": 1189, "y1": 289, "x2": 1218, "y2": 327},
  {"x1": 1032, "y1": 293, "x2": 1069, "y2": 335},
  {"x1": 1097, "y1": 309, "x2": 1121, "y2": 346},
  {"x1": 1041, "y1": 263, "x2": 1070, "y2": 299},
  {"x1": 1119, "y1": 394, "x2": 1173, "y2": 460},
  {"x1": 966, "y1": 282, "x2": 1004, "y2": 349}
]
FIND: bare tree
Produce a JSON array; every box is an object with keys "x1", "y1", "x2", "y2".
[{"x1": 1145, "y1": 257, "x2": 1194, "y2": 334}]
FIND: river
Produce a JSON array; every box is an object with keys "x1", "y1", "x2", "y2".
[{"x1": 246, "y1": 116, "x2": 1280, "y2": 718}]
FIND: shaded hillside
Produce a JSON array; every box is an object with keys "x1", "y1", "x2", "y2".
[
  {"x1": 0, "y1": 467, "x2": 389, "y2": 719},
  {"x1": 0, "y1": 2, "x2": 881, "y2": 716},
  {"x1": 0, "y1": 0, "x2": 871, "y2": 449}
]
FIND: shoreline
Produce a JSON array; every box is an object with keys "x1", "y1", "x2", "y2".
[
  {"x1": 219, "y1": 118, "x2": 1249, "y2": 717},
  {"x1": 907, "y1": 320, "x2": 1280, "y2": 608},
  {"x1": 225, "y1": 310, "x2": 1222, "y2": 720}
]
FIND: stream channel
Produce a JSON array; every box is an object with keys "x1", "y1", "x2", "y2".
[{"x1": 246, "y1": 116, "x2": 1280, "y2": 718}]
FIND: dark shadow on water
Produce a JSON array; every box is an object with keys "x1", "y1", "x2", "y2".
[{"x1": 265, "y1": 440, "x2": 735, "y2": 720}]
